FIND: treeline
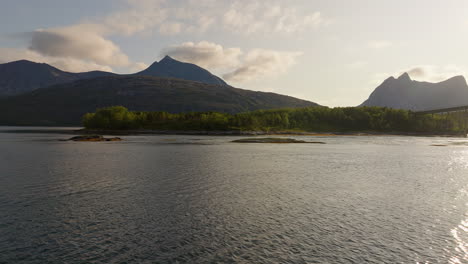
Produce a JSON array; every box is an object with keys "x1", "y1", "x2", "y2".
[{"x1": 82, "y1": 106, "x2": 468, "y2": 134}]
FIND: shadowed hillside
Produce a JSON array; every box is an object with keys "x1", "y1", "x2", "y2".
[
  {"x1": 0, "y1": 56, "x2": 228, "y2": 96},
  {"x1": 0, "y1": 76, "x2": 319, "y2": 126},
  {"x1": 0, "y1": 60, "x2": 116, "y2": 96}
]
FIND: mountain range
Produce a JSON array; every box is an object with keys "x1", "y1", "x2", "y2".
[
  {"x1": 2, "y1": 55, "x2": 468, "y2": 126},
  {"x1": 0, "y1": 56, "x2": 227, "y2": 96},
  {"x1": 0, "y1": 57, "x2": 318, "y2": 125},
  {"x1": 361, "y1": 73, "x2": 468, "y2": 111},
  {"x1": 0, "y1": 60, "x2": 116, "y2": 96}
]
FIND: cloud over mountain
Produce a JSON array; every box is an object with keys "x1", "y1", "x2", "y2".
[
  {"x1": 162, "y1": 41, "x2": 242, "y2": 69},
  {"x1": 372, "y1": 65, "x2": 467, "y2": 84},
  {"x1": 0, "y1": 48, "x2": 113, "y2": 72},
  {"x1": 30, "y1": 27, "x2": 130, "y2": 67},
  {"x1": 404, "y1": 65, "x2": 466, "y2": 82},
  {"x1": 161, "y1": 41, "x2": 302, "y2": 83},
  {"x1": 223, "y1": 49, "x2": 302, "y2": 82}
]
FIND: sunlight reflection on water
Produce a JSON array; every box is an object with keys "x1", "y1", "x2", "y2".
[
  {"x1": 448, "y1": 150, "x2": 468, "y2": 264},
  {"x1": 449, "y1": 218, "x2": 468, "y2": 264}
]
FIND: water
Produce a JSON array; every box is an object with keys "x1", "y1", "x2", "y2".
[{"x1": 0, "y1": 127, "x2": 467, "y2": 263}]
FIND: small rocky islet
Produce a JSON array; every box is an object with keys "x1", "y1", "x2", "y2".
[
  {"x1": 66, "y1": 135, "x2": 122, "y2": 142},
  {"x1": 232, "y1": 138, "x2": 326, "y2": 144}
]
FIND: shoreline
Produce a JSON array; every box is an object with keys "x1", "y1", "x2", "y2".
[
  {"x1": 1, "y1": 127, "x2": 465, "y2": 138},
  {"x1": 76, "y1": 129, "x2": 468, "y2": 138}
]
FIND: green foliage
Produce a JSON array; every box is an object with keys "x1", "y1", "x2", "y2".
[
  {"x1": 82, "y1": 106, "x2": 138, "y2": 130},
  {"x1": 82, "y1": 106, "x2": 468, "y2": 134}
]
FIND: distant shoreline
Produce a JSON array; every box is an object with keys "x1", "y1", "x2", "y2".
[
  {"x1": 0, "y1": 127, "x2": 465, "y2": 138},
  {"x1": 77, "y1": 129, "x2": 467, "y2": 138}
]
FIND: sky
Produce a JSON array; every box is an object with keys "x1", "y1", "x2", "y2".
[{"x1": 1, "y1": 0, "x2": 468, "y2": 106}]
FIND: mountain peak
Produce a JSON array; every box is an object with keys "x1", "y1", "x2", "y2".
[
  {"x1": 439, "y1": 75, "x2": 468, "y2": 88},
  {"x1": 445, "y1": 75, "x2": 466, "y2": 83},
  {"x1": 0, "y1": 60, "x2": 61, "y2": 73},
  {"x1": 3, "y1": 60, "x2": 43, "y2": 67},
  {"x1": 160, "y1": 55, "x2": 175, "y2": 62},
  {"x1": 397, "y1": 72, "x2": 411, "y2": 82},
  {"x1": 136, "y1": 56, "x2": 227, "y2": 85},
  {"x1": 9, "y1": 59, "x2": 35, "y2": 64}
]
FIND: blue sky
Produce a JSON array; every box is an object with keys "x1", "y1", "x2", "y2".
[{"x1": 1, "y1": 0, "x2": 468, "y2": 106}]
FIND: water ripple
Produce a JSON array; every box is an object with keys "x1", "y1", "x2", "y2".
[{"x1": 0, "y1": 134, "x2": 467, "y2": 263}]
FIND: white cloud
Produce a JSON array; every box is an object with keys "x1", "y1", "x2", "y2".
[
  {"x1": 223, "y1": 2, "x2": 326, "y2": 34},
  {"x1": 98, "y1": 0, "x2": 328, "y2": 36},
  {"x1": 30, "y1": 27, "x2": 130, "y2": 67},
  {"x1": 223, "y1": 49, "x2": 303, "y2": 82},
  {"x1": 129, "y1": 62, "x2": 149, "y2": 72},
  {"x1": 0, "y1": 0, "x2": 167, "y2": 72},
  {"x1": 0, "y1": 48, "x2": 113, "y2": 72},
  {"x1": 162, "y1": 41, "x2": 242, "y2": 69},
  {"x1": 50, "y1": 59, "x2": 114, "y2": 73},
  {"x1": 112, "y1": 0, "x2": 328, "y2": 36},
  {"x1": 184, "y1": 16, "x2": 216, "y2": 33},
  {"x1": 372, "y1": 65, "x2": 467, "y2": 85},
  {"x1": 102, "y1": 0, "x2": 168, "y2": 36},
  {"x1": 161, "y1": 42, "x2": 302, "y2": 83},
  {"x1": 159, "y1": 22, "x2": 183, "y2": 35},
  {"x1": 404, "y1": 65, "x2": 466, "y2": 82}
]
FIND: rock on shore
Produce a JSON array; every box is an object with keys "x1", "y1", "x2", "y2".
[{"x1": 67, "y1": 135, "x2": 122, "y2": 142}]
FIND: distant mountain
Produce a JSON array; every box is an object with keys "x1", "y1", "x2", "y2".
[
  {"x1": 0, "y1": 76, "x2": 319, "y2": 126},
  {"x1": 0, "y1": 56, "x2": 227, "y2": 96},
  {"x1": 360, "y1": 73, "x2": 468, "y2": 111},
  {"x1": 135, "y1": 56, "x2": 227, "y2": 85},
  {"x1": 0, "y1": 60, "x2": 116, "y2": 96}
]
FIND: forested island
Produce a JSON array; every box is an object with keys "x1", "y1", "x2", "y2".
[{"x1": 80, "y1": 106, "x2": 468, "y2": 136}]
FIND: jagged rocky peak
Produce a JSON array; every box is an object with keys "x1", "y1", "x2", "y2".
[
  {"x1": 397, "y1": 72, "x2": 412, "y2": 82},
  {"x1": 361, "y1": 73, "x2": 468, "y2": 111},
  {"x1": 145, "y1": 55, "x2": 177, "y2": 68}
]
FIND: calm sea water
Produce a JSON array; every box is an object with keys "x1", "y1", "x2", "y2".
[{"x1": 0, "y1": 127, "x2": 467, "y2": 263}]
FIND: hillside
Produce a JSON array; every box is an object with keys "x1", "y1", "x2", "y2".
[
  {"x1": 0, "y1": 76, "x2": 319, "y2": 126},
  {"x1": 361, "y1": 73, "x2": 468, "y2": 111},
  {"x1": 0, "y1": 60, "x2": 116, "y2": 96}
]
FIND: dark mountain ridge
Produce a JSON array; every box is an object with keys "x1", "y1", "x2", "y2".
[
  {"x1": 361, "y1": 73, "x2": 468, "y2": 111},
  {"x1": 0, "y1": 76, "x2": 319, "y2": 126},
  {"x1": 0, "y1": 56, "x2": 227, "y2": 96},
  {"x1": 0, "y1": 60, "x2": 116, "y2": 96}
]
